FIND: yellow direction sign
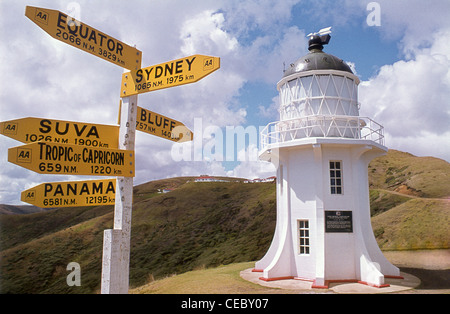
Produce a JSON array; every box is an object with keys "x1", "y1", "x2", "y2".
[
  {"x1": 0, "y1": 117, "x2": 119, "y2": 148},
  {"x1": 21, "y1": 179, "x2": 116, "y2": 208},
  {"x1": 120, "y1": 55, "x2": 220, "y2": 97},
  {"x1": 25, "y1": 6, "x2": 142, "y2": 70},
  {"x1": 136, "y1": 106, "x2": 193, "y2": 142},
  {"x1": 8, "y1": 142, "x2": 134, "y2": 177}
]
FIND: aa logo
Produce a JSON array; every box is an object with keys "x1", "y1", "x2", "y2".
[
  {"x1": 24, "y1": 190, "x2": 36, "y2": 201},
  {"x1": 34, "y1": 9, "x2": 49, "y2": 25},
  {"x1": 3, "y1": 123, "x2": 18, "y2": 135},
  {"x1": 17, "y1": 148, "x2": 32, "y2": 163},
  {"x1": 203, "y1": 57, "x2": 214, "y2": 71}
]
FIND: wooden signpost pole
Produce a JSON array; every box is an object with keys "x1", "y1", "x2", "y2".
[{"x1": 101, "y1": 94, "x2": 137, "y2": 294}]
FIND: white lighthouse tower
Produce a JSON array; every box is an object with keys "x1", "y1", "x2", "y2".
[{"x1": 255, "y1": 28, "x2": 401, "y2": 288}]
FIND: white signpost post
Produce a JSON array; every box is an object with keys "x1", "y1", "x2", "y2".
[
  {"x1": 101, "y1": 94, "x2": 137, "y2": 294},
  {"x1": 0, "y1": 5, "x2": 220, "y2": 294}
]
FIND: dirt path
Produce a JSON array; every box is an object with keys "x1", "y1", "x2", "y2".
[{"x1": 379, "y1": 188, "x2": 450, "y2": 202}]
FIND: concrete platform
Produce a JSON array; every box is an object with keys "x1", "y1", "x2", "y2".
[{"x1": 240, "y1": 268, "x2": 421, "y2": 294}]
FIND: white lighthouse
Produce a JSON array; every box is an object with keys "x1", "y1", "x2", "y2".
[{"x1": 255, "y1": 28, "x2": 401, "y2": 288}]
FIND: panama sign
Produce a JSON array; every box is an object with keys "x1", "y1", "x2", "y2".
[{"x1": 22, "y1": 179, "x2": 116, "y2": 208}]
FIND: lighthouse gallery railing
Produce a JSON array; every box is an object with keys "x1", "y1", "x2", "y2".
[{"x1": 260, "y1": 115, "x2": 385, "y2": 149}]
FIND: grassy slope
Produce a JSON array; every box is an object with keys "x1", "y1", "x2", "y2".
[
  {"x1": 368, "y1": 150, "x2": 450, "y2": 198},
  {"x1": 0, "y1": 205, "x2": 46, "y2": 215},
  {"x1": 0, "y1": 179, "x2": 276, "y2": 293},
  {"x1": 367, "y1": 150, "x2": 450, "y2": 250},
  {"x1": 0, "y1": 205, "x2": 113, "y2": 251},
  {"x1": 371, "y1": 198, "x2": 449, "y2": 250},
  {"x1": 0, "y1": 210, "x2": 112, "y2": 294},
  {"x1": 129, "y1": 262, "x2": 267, "y2": 294},
  {"x1": 0, "y1": 150, "x2": 449, "y2": 294},
  {"x1": 129, "y1": 180, "x2": 276, "y2": 287}
]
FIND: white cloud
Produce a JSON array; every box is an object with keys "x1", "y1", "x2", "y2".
[
  {"x1": 180, "y1": 11, "x2": 238, "y2": 56},
  {"x1": 222, "y1": 0, "x2": 301, "y2": 38},
  {"x1": 258, "y1": 95, "x2": 279, "y2": 120},
  {"x1": 227, "y1": 144, "x2": 276, "y2": 179},
  {"x1": 360, "y1": 51, "x2": 450, "y2": 135},
  {"x1": 240, "y1": 26, "x2": 308, "y2": 84},
  {"x1": 372, "y1": 0, "x2": 450, "y2": 58},
  {"x1": 296, "y1": 1, "x2": 450, "y2": 162},
  {"x1": 1, "y1": 0, "x2": 449, "y2": 205},
  {"x1": 359, "y1": 20, "x2": 450, "y2": 162},
  {"x1": 385, "y1": 131, "x2": 450, "y2": 162}
]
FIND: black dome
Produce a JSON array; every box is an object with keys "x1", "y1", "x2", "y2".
[
  {"x1": 283, "y1": 32, "x2": 353, "y2": 77},
  {"x1": 283, "y1": 49, "x2": 353, "y2": 77}
]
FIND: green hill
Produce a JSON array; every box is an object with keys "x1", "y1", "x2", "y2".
[
  {"x1": 367, "y1": 150, "x2": 450, "y2": 250},
  {"x1": 0, "y1": 177, "x2": 276, "y2": 293},
  {"x1": 368, "y1": 150, "x2": 450, "y2": 198},
  {"x1": 0, "y1": 150, "x2": 449, "y2": 294},
  {"x1": 371, "y1": 198, "x2": 449, "y2": 250},
  {"x1": 0, "y1": 204, "x2": 47, "y2": 215}
]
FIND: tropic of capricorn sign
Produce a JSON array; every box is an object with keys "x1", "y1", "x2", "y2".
[{"x1": 8, "y1": 141, "x2": 135, "y2": 177}]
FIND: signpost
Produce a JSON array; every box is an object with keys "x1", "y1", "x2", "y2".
[
  {"x1": 136, "y1": 106, "x2": 193, "y2": 142},
  {"x1": 8, "y1": 141, "x2": 134, "y2": 177},
  {"x1": 0, "y1": 5, "x2": 220, "y2": 294},
  {"x1": 0, "y1": 117, "x2": 119, "y2": 148},
  {"x1": 21, "y1": 179, "x2": 116, "y2": 208},
  {"x1": 120, "y1": 54, "x2": 220, "y2": 96},
  {"x1": 25, "y1": 6, "x2": 142, "y2": 70}
]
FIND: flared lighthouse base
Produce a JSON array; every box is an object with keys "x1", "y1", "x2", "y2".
[{"x1": 255, "y1": 138, "x2": 401, "y2": 288}]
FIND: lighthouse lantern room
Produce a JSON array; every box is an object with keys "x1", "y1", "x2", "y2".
[{"x1": 256, "y1": 27, "x2": 401, "y2": 288}]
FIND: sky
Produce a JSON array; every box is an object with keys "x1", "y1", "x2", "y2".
[{"x1": 1, "y1": 0, "x2": 449, "y2": 205}]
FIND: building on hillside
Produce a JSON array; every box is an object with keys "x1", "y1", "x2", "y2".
[
  {"x1": 254, "y1": 28, "x2": 401, "y2": 288},
  {"x1": 263, "y1": 176, "x2": 276, "y2": 182},
  {"x1": 194, "y1": 175, "x2": 229, "y2": 183},
  {"x1": 157, "y1": 188, "x2": 175, "y2": 193},
  {"x1": 244, "y1": 176, "x2": 276, "y2": 183}
]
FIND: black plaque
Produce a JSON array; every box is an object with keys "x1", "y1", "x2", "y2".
[{"x1": 325, "y1": 210, "x2": 353, "y2": 233}]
